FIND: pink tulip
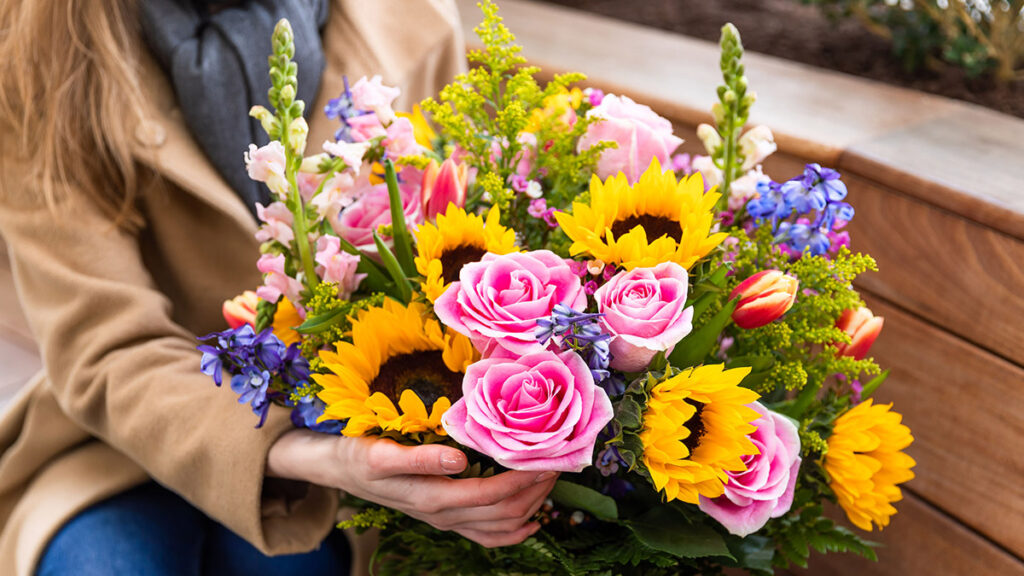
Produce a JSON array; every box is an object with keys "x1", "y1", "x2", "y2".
[
  {"x1": 699, "y1": 402, "x2": 801, "y2": 536},
  {"x1": 421, "y1": 158, "x2": 468, "y2": 220},
  {"x1": 835, "y1": 307, "x2": 884, "y2": 360},
  {"x1": 222, "y1": 291, "x2": 259, "y2": 329},
  {"x1": 730, "y1": 270, "x2": 798, "y2": 330},
  {"x1": 442, "y1": 349, "x2": 614, "y2": 472}
]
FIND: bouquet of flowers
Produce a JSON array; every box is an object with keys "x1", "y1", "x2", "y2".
[{"x1": 199, "y1": 3, "x2": 915, "y2": 574}]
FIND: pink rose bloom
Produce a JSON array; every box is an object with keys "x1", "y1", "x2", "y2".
[
  {"x1": 434, "y1": 250, "x2": 587, "y2": 356},
  {"x1": 256, "y1": 253, "x2": 304, "y2": 307},
  {"x1": 384, "y1": 116, "x2": 423, "y2": 158},
  {"x1": 314, "y1": 236, "x2": 366, "y2": 299},
  {"x1": 254, "y1": 202, "x2": 294, "y2": 245},
  {"x1": 594, "y1": 262, "x2": 694, "y2": 372},
  {"x1": 333, "y1": 172, "x2": 423, "y2": 252},
  {"x1": 577, "y1": 94, "x2": 683, "y2": 183},
  {"x1": 442, "y1": 349, "x2": 614, "y2": 472},
  {"x1": 699, "y1": 402, "x2": 801, "y2": 537},
  {"x1": 350, "y1": 75, "x2": 400, "y2": 124},
  {"x1": 244, "y1": 141, "x2": 288, "y2": 197}
]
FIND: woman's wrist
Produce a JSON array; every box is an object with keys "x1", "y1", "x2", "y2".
[{"x1": 266, "y1": 428, "x2": 342, "y2": 488}]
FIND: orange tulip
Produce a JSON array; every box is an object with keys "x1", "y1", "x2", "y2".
[
  {"x1": 835, "y1": 307, "x2": 884, "y2": 360},
  {"x1": 222, "y1": 290, "x2": 259, "y2": 329},
  {"x1": 730, "y1": 270, "x2": 798, "y2": 330},
  {"x1": 421, "y1": 157, "x2": 468, "y2": 220}
]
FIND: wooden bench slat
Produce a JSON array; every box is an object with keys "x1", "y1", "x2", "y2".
[{"x1": 799, "y1": 492, "x2": 1024, "y2": 575}]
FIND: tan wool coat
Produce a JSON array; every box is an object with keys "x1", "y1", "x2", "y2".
[{"x1": 0, "y1": 2, "x2": 465, "y2": 574}]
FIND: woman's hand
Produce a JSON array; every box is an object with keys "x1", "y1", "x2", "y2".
[{"x1": 267, "y1": 429, "x2": 558, "y2": 548}]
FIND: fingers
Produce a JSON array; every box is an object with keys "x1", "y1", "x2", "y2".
[
  {"x1": 362, "y1": 439, "x2": 468, "y2": 479},
  {"x1": 426, "y1": 470, "x2": 558, "y2": 511},
  {"x1": 454, "y1": 522, "x2": 542, "y2": 549},
  {"x1": 433, "y1": 475, "x2": 557, "y2": 531}
]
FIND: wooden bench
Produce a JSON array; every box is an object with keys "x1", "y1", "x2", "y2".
[{"x1": 454, "y1": 0, "x2": 1024, "y2": 574}]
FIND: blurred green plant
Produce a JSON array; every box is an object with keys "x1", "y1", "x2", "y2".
[{"x1": 802, "y1": 0, "x2": 1024, "y2": 83}]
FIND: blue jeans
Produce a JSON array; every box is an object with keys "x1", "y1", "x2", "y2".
[{"x1": 37, "y1": 482, "x2": 350, "y2": 576}]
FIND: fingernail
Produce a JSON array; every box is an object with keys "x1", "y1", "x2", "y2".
[
  {"x1": 440, "y1": 451, "x2": 466, "y2": 473},
  {"x1": 535, "y1": 471, "x2": 557, "y2": 483}
]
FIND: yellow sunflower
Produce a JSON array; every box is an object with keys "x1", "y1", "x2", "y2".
[
  {"x1": 639, "y1": 364, "x2": 761, "y2": 504},
  {"x1": 271, "y1": 297, "x2": 303, "y2": 347},
  {"x1": 414, "y1": 204, "x2": 518, "y2": 303},
  {"x1": 554, "y1": 158, "x2": 726, "y2": 270},
  {"x1": 825, "y1": 399, "x2": 915, "y2": 531},
  {"x1": 314, "y1": 299, "x2": 478, "y2": 436}
]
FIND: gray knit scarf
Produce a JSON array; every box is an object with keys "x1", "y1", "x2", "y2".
[{"x1": 140, "y1": 0, "x2": 330, "y2": 216}]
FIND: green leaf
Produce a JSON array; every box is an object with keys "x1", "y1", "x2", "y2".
[
  {"x1": 859, "y1": 369, "x2": 890, "y2": 400},
  {"x1": 373, "y1": 231, "x2": 412, "y2": 304},
  {"x1": 727, "y1": 534, "x2": 775, "y2": 574},
  {"x1": 668, "y1": 299, "x2": 737, "y2": 368},
  {"x1": 383, "y1": 159, "x2": 416, "y2": 276},
  {"x1": 336, "y1": 235, "x2": 391, "y2": 294},
  {"x1": 615, "y1": 396, "x2": 643, "y2": 430},
  {"x1": 626, "y1": 507, "x2": 733, "y2": 559},
  {"x1": 549, "y1": 480, "x2": 618, "y2": 522},
  {"x1": 295, "y1": 307, "x2": 349, "y2": 334}
]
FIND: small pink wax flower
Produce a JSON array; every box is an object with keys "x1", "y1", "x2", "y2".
[
  {"x1": 699, "y1": 402, "x2": 801, "y2": 537},
  {"x1": 314, "y1": 236, "x2": 366, "y2": 299},
  {"x1": 442, "y1": 349, "x2": 614, "y2": 472},
  {"x1": 222, "y1": 291, "x2": 259, "y2": 329},
  {"x1": 433, "y1": 250, "x2": 587, "y2": 356},
  {"x1": 577, "y1": 94, "x2": 683, "y2": 184},
  {"x1": 256, "y1": 253, "x2": 304, "y2": 308},
  {"x1": 594, "y1": 262, "x2": 694, "y2": 372}
]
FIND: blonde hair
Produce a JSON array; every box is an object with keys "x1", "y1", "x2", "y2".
[{"x1": 0, "y1": 0, "x2": 146, "y2": 228}]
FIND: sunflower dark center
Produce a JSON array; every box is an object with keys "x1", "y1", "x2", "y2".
[
  {"x1": 371, "y1": 350, "x2": 463, "y2": 411},
  {"x1": 609, "y1": 214, "x2": 682, "y2": 243},
  {"x1": 682, "y1": 401, "x2": 707, "y2": 456},
  {"x1": 439, "y1": 244, "x2": 487, "y2": 285}
]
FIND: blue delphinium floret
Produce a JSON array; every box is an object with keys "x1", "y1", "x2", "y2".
[
  {"x1": 291, "y1": 394, "x2": 346, "y2": 435},
  {"x1": 324, "y1": 76, "x2": 373, "y2": 142},
  {"x1": 536, "y1": 304, "x2": 612, "y2": 385}
]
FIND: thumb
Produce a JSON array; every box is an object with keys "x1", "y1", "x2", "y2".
[{"x1": 367, "y1": 439, "x2": 468, "y2": 478}]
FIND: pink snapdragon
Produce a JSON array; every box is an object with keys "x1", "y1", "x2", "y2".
[
  {"x1": 577, "y1": 94, "x2": 683, "y2": 183},
  {"x1": 350, "y1": 75, "x2": 400, "y2": 124},
  {"x1": 594, "y1": 262, "x2": 694, "y2": 371},
  {"x1": 254, "y1": 202, "x2": 295, "y2": 245},
  {"x1": 256, "y1": 253, "x2": 304, "y2": 307},
  {"x1": 434, "y1": 250, "x2": 587, "y2": 355},
  {"x1": 699, "y1": 402, "x2": 801, "y2": 537},
  {"x1": 314, "y1": 236, "x2": 366, "y2": 299},
  {"x1": 442, "y1": 349, "x2": 614, "y2": 472},
  {"x1": 244, "y1": 141, "x2": 288, "y2": 197}
]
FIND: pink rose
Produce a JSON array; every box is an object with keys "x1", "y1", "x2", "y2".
[
  {"x1": 314, "y1": 236, "x2": 366, "y2": 299},
  {"x1": 434, "y1": 250, "x2": 587, "y2": 355},
  {"x1": 577, "y1": 94, "x2": 683, "y2": 183},
  {"x1": 254, "y1": 202, "x2": 294, "y2": 245},
  {"x1": 594, "y1": 262, "x2": 694, "y2": 372},
  {"x1": 333, "y1": 171, "x2": 423, "y2": 252},
  {"x1": 699, "y1": 402, "x2": 801, "y2": 537},
  {"x1": 442, "y1": 349, "x2": 614, "y2": 472},
  {"x1": 256, "y1": 253, "x2": 304, "y2": 308}
]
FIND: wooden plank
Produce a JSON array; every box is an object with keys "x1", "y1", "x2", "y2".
[
  {"x1": 798, "y1": 493, "x2": 1024, "y2": 576},
  {"x1": 859, "y1": 296, "x2": 1024, "y2": 558}
]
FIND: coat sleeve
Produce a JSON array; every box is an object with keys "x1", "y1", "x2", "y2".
[{"x1": 0, "y1": 190, "x2": 338, "y2": 555}]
